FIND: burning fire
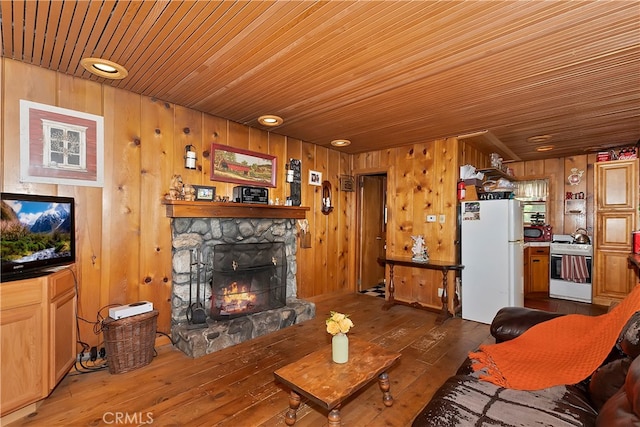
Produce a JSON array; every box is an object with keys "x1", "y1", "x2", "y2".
[{"x1": 220, "y1": 282, "x2": 256, "y2": 314}]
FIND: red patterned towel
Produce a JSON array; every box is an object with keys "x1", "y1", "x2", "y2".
[
  {"x1": 560, "y1": 255, "x2": 590, "y2": 283},
  {"x1": 469, "y1": 285, "x2": 640, "y2": 390}
]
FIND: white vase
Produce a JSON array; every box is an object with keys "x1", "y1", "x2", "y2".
[{"x1": 332, "y1": 332, "x2": 349, "y2": 363}]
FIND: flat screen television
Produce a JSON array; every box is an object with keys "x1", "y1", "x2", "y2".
[{"x1": 1, "y1": 192, "x2": 76, "y2": 282}]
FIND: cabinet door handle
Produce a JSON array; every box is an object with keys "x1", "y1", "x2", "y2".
[{"x1": 532, "y1": 259, "x2": 540, "y2": 263}]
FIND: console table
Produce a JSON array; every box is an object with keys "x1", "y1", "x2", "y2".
[{"x1": 377, "y1": 257, "x2": 464, "y2": 324}]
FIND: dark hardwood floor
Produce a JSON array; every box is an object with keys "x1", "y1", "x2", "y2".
[
  {"x1": 6, "y1": 291, "x2": 606, "y2": 427},
  {"x1": 525, "y1": 292, "x2": 608, "y2": 316}
]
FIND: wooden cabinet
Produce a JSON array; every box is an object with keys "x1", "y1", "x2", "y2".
[
  {"x1": 0, "y1": 266, "x2": 76, "y2": 417},
  {"x1": 594, "y1": 159, "x2": 638, "y2": 306},
  {"x1": 595, "y1": 160, "x2": 638, "y2": 210},
  {"x1": 0, "y1": 281, "x2": 47, "y2": 416},
  {"x1": 48, "y1": 268, "x2": 77, "y2": 389},
  {"x1": 524, "y1": 246, "x2": 550, "y2": 295}
]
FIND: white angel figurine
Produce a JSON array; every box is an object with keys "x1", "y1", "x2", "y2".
[{"x1": 411, "y1": 235, "x2": 429, "y2": 261}]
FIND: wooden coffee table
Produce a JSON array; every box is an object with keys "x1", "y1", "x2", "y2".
[{"x1": 273, "y1": 337, "x2": 401, "y2": 426}]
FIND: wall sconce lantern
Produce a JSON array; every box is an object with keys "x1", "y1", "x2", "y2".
[
  {"x1": 184, "y1": 144, "x2": 197, "y2": 169},
  {"x1": 321, "y1": 180, "x2": 333, "y2": 215}
]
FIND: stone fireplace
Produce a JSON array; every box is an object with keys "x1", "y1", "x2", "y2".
[{"x1": 166, "y1": 204, "x2": 315, "y2": 358}]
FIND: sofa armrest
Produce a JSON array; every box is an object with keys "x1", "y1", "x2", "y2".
[{"x1": 490, "y1": 307, "x2": 564, "y2": 343}]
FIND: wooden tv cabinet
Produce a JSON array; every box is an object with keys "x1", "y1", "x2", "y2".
[{"x1": 0, "y1": 266, "x2": 77, "y2": 419}]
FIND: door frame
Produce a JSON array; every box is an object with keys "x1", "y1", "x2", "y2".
[{"x1": 355, "y1": 169, "x2": 388, "y2": 292}]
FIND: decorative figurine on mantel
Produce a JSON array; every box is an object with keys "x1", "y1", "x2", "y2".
[
  {"x1": 166, "y1": 174, "x2": 185, "y2": 200},
  {"x1": 411, "y1": 235, "x2": 429, "y2": 262}
]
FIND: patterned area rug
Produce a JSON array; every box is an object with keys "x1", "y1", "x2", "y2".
[{"x1": 360, "y1": 283, "x2": 385, "y2": 298}]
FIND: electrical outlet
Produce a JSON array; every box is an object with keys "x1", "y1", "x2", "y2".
[
  {"x1": 439, "y1": 214, "x2": 445, "y2": 224},
  {"x1": 437, "y1": 288, "x2": 444, "y2": 297},
  {"x1": 426, "y1": 215, "x2": 436, "y2": 223}
]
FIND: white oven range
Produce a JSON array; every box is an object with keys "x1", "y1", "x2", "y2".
[{"x1": 549, "y1": 234, "x2": 593, "y2": 303}]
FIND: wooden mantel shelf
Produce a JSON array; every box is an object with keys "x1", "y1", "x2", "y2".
[{"x1": 162, "y1": 200, "x2": 309, "y2": 219}]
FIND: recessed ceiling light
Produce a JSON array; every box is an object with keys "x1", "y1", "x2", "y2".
[
  {"x1": 527, "y1": 134, "x2": 552, "y2": 144},
  {"x1": 80, "y1": 57, "x2": 128, "y2": 79},
  {"x1": 330, "y1": 139, "x2": 351, "y2": 147},
  {"x1": 258, "y1": 115, "x2": 284, "y2": 126},
  {"x1": 536, "y1": 145, "x2": 555, "y2": 152}
]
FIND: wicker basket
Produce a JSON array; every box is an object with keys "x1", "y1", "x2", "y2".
[{"x1": 102, "y1": 310, "x2": 159, "y2": 374}]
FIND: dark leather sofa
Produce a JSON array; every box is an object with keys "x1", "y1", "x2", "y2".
[{"x1": 412, "y1": 307, "x2": 640, "y2": 426}]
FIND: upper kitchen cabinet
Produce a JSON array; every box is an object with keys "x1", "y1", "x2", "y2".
[{"x1": 595, "y1": 159, "x2": 638, "y2": 210}]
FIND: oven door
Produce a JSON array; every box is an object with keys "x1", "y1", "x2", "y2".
[{"x1": 550, "y1": 254, "x2": 592, "y2": 283}]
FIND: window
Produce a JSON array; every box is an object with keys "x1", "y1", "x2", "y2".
[
  {"x1": 516, "y1": 179, "x2": 549, "y2": 224},
  {"x1": 42, "y1": 119, "x2": 87, "y2": 171}
]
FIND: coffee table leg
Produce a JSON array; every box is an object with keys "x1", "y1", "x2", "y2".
[
  {"x1": 285, "y1": 390, "x2": 301, "y2": 426},
  {"x1": 328, "y1": 406, "x2": 341, "y2": 427},
  {"x1": 378, "y1": 372, "x2": 394, "y2": 407}
]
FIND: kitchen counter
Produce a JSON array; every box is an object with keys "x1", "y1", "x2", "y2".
[{"x1": 524, "y1": 241, "x2": 551, "y2": 248}]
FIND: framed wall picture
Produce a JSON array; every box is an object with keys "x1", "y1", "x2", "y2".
[
  {"x1": 19, "y1": 100, "x2": 104, "y2": 187},
  {"x1": 210, "y1": 144, "x2": 276, "y2": 187},
  {"x1": 309, "y1": 170, "x2": 322, "y2": 186},
  {"x1": 192, "y1": 185, "x2": 216, "y2": 201}
]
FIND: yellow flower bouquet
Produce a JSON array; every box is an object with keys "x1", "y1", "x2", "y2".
[{"x1": 326, "y1": 311, "x2": 354, "y2": 335}]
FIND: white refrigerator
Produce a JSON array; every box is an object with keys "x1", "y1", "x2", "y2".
[{"x1": 461, "y1": 199, "x2": 524, "y2": 324}]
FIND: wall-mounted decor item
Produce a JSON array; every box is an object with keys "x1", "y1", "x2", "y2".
[
  {"x1": 20, "y1": 100, "x2": 104, "y2": 187},
  {"x1": 565, "y1": 199, "x2": 586, "y2": 215},
  {"x1": 288, "y1": 159, "x2": 302, "y2": 206},
  {"x1": 184, "y1": 144, "x2": 197, "y2": 169},
  {"x1": 298, "y1": 219, "x2": 311, "y2": 248},
  {"x1": 340, "y1": 174, "x2": 355, "y2": 192},
  {"x1": 567, "y1": 167, "x2": 584, "y2": 185},
  {"x1": 192, "y1": 185, "x2": 216, "y2": 201},
  {"x1": 321, "y1": 180, "x2": 333, "y2": 215},
  {"x1": 210, "y1": 143, "x2": 276, "y2": 187},
  {"x1": 309, "y1": 170, "x2": 322, "y2": 186}
]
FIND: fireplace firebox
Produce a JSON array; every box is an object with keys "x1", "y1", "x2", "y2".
[{"x1": 210, "y1": 242, "x2": 286, "y2": 320}]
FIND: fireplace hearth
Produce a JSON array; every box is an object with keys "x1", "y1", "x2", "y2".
[{"x1": 169, "y1": 216, "x2": 315, "y2": 358}]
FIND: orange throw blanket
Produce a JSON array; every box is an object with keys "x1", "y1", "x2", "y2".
[{"x1": 469, "y1": 285, "x2": 640, "y2": 390}]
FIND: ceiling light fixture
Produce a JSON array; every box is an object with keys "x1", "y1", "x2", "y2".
[
  {"x1": 536, "y1": 145, "x2": 555, "y2": 152},
  {"x1": 527, "y1": 134, "x2": 552, "y2": 144},
  {"x1": 80, "y1": 57, "x2": 128, "y2": 79},
  {"x1": 257, "y1": 115, "x2": 284, "y2": 126},
  {"x1": 330, "y1": 139, "x2": 351, "y2": 147}
]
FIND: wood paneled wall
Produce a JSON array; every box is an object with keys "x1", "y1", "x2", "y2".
[
  {"x1": 510, "y1": 154, "x2": 598, "y2": 236},
  {"x1": 0, "y1": 59, "x2": 352, "y2": 348},
  {"x1": 352, "y1": 139, "x2": 464, "y2": 309}
]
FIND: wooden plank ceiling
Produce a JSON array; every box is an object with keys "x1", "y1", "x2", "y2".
[{"x1": 1, "y1": 0, "x2": 639, "y2": 161}]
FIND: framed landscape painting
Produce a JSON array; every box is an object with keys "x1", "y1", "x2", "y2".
[{"x1": 210, "y1": 144, "x2": 276, "y2": 187}]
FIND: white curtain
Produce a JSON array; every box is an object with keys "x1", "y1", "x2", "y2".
[{"x1": 516, "y1": 179, "x2": 548, "y2": 201}]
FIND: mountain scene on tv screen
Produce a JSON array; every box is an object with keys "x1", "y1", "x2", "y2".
[{"x1": 0, "y1": 200, "x2": 72, "y2": 263}]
